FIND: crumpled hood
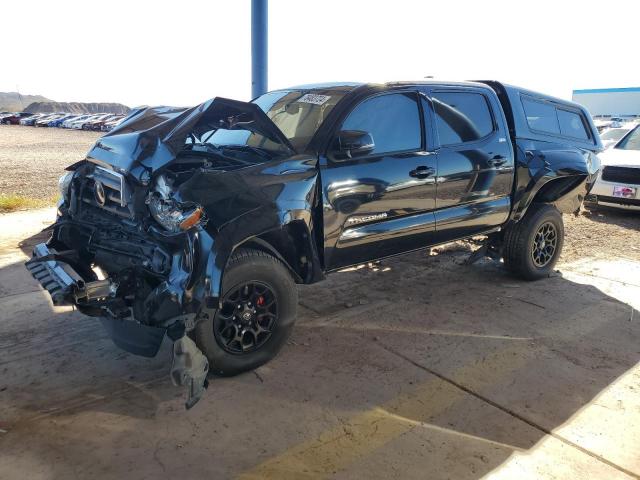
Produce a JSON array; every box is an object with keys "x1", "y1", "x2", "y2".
[
  {"x1": 598, "y1": 148, "x2": 640, "y2": 168},
  {"x1": 85, "y1": 97, "x2": 295, "y2": 181}
]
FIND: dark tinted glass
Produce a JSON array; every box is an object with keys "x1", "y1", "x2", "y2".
[
  {"x1": 557, "y1": 109, "x2": 589, "y2": 140},
  {"x1": 522, "y1": 97, "x2": 560, "y2": 134},
  {"x1": 342, "y1": 93, "x2": 421, "y2": 155},
  {"x1": 431, "y1": 92, "x2": 494, "y2": 145}
]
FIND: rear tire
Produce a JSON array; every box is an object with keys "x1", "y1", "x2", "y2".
[
  {"x1": 194, "y1": 249, "x2": 298, "y2": 376},
  {"x1": 503, "y1": 204, "x2": 564, "y2": 280}
]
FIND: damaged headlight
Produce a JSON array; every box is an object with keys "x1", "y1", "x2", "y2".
[
  {"x1": 58, "y1": 171, "x2": 74, "y2": 203},
  {"x1": 147, "y1": 175, "x2": 204, "y2": 232},
  {"x1": 148, "y1": 196, "x2": 204, "y2": 232}
]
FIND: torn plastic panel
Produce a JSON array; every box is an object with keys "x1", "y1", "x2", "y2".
[
  {"x1": 508, "y1": 138, "x2": 600, "y2": 223},
  {"x1": 170, "y1": 336, "x2": 209, "y2": 409}
]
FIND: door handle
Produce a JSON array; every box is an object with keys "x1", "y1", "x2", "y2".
[
  {"x1": 409, "y1": 166, "x2": 435, "y2": 179},
  {"x1": 488, "y1": 155, "x2": 507, "y2": 167},
  {"x1": 525, "y1": 150, "x2": 546, "y2": 160}
]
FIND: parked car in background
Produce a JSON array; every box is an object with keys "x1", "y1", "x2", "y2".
[
  {"x1": 48, "y1": 114, "x2": 77, "y2": 127},
  {"x1": 35, "y1": 113, "x2": 66, "y2": 127},
  {"x1": 0, "y1": 112, "x2": 33, "y2": 125},
  {"x1": 62, "y1": 115, "x2": 91, "y2": 128},
  {"x1": 69, "y1": 115, "x2": 101, "y2": 129},
  {"x1": 83, "y1": 114, "x2": 116, "y2": 131},
  {"x1": 21, "y1": 113, "x2": 48, "y2": 126},
  {"x1": 3, "y1": 111, "x2": 128, "y2": 128},
  {"x1": 600, "y1": 125, "x2": 634, "y2": 149},
  {"x1": 587, "y1": 125, "x2": 640, "y2": 211},
  {"x1": 594, "y1": 118, "x2": 625, "y2": 132},
  {"x1": 101, "y1": 116, "x2": 125, "y2": 131}
]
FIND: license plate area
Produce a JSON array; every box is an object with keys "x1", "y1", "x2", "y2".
[{"x1": 613, "y1": 185, "x2": 637, "y2": 199}]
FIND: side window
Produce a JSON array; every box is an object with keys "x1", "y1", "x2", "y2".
[
  {"x1": 557, "y1": 109, "x2": 590, "y2": 140},
  {"x1": 341, "y1": 93, "x2": 421, "y2": 155},
  {"x1": 522, "y1": 97, "x2": 560, "y2": 134},
  {"x1": 431, "y1": 92, "x2": 494, "y2": 145}
]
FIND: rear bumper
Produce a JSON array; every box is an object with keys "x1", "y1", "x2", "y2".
[
  {"x1": 587, "y1": 174, "x2": 640, "y2": 211},
  {"x1": 585, "y1": 194, "x2": 640, "y2": 211}
]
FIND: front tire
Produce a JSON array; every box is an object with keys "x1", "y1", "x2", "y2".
[
  {"x1": 503, "y1": 204, "x2": 564, "y2": 280},
  {"x1": 194, "y1": 249, "x2": 298, "y2": 376}
]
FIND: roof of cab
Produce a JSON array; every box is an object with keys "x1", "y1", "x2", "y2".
[{"x1": 279, "y1": 80, "x2": 495, "y2": 93}]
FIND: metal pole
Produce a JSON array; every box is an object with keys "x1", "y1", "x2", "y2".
[{"x1": 251, "y1": 0, "x2": 268, "y2": 98}]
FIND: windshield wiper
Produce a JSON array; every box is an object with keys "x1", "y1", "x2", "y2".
[
  {"x1": 219, "y1": 144, "x2": 276, "y2": 159},
  {"x1": 187, "y1": 142, "x2": 222, "y2": 154}
]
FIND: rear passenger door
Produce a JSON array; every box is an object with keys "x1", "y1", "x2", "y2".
[{"x1": 427, "y1": 87, "x2": 514, "y2": 241}]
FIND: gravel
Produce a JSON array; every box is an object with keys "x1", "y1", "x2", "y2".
[
  {"x1": 564, "y1": 207, "x2": 640, "y2": 262},
  {"x1": 0, "y1": 125, "x2": 101, "y2": 200}
]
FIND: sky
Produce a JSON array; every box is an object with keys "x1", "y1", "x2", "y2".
[{"x1": 2, "y1": 0, "x2": 638, "y2": 107}]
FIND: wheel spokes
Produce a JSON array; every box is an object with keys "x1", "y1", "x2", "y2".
[
  {"x1": 213, "y1": 281, "x2": 278, "y2": 355},
  {"x1": 531, "y1": 221, "x2": 558, "y2": 267}
]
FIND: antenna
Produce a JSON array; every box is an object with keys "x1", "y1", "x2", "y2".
[{"x1": 16, "y1": 85, "x2": 24, "y2": 110}]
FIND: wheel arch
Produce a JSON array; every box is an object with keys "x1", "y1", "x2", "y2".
[
  {"x1": 231, "y1": 220, "x2": 325, "y2": 287},
  {"x1": 529, "y1": 175, "x2": 588, "y2": 212}
]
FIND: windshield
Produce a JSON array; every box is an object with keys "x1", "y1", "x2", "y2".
[
  {"x1": 615, "y1": 126, "x2": 640, "y2": 150},
  {"x1": 202, "y1": 89, "x2": 347, "y2": 153},
  {"x1": 601, "y1": 128, "x2": 629, "y2": 141}
]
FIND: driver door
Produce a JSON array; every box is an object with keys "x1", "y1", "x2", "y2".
[{"x1": 320, "y1": 91, "x2": 438, "y2": 270}]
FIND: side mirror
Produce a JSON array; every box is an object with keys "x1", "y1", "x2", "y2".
[{"x1": 334, "y1": 130, "x2": 375, "y2": 159}]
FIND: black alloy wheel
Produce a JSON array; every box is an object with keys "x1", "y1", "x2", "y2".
[
  {"x1": 214, "y1": 281, "x2": 278, "y2": 354},
  {"x1": 194, "y1": 248, "x2": 298, "y2": 376},
  {"x1": 503, "y1": 203, "x2": 564, "y2": 280},
  {"x1": 531, "y1": 222, "x2": 558, "y2": 268}
]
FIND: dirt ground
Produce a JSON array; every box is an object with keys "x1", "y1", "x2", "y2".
[
  {"x1": 0, "y1": 203, "x2": 639, "y2": 479},
  {"x1": 564, "y1": 208, "x2": 640, "y2": 262},
  {"x1": 0, "y1": 125, "x2": 100, "y2": 200}
]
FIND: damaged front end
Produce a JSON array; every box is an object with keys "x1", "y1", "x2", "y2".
[
  {"x1": 27, "y1": 161, "x2": 215, "y2": 407},
  {"x1": 25, "y1": 97, "x2": 311, "y2": 409}
]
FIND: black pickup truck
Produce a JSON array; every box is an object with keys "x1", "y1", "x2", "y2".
[{"x1": 26, "y1": 81, "x2": 601, "y2": 407}]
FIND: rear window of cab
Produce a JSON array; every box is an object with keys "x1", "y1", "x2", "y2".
[{"x1": 521, "y1": 96, "x2": 591, "y2": 141}]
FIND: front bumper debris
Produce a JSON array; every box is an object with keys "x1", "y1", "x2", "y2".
[
  {"x1": 26, "y1": 240, "x2": 211, "y2": 409},
  {"x1": 26, "y1": 243, "x2": 84, "y2": 305},
  {"x1": 170, "y1": 336, "x2": 209, "y2": 409},
  {"x1": 25, "y1": 243, "x2": 118, "y2": 305}
]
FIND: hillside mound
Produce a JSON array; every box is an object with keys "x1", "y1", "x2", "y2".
[
  {"x1": 0, "y1": 92, "x2": 52, "y2": 112},
  {"x1": 24, "y1": 102, "x2": 130, "y2": 114}
]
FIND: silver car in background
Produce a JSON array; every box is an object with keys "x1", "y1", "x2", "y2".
[
  {"x1": 600, "y1": 125, "x2": 634, "y2": 149},
  {"x1": 587, "y1": 125, "x2": 640, "y2": 211}
]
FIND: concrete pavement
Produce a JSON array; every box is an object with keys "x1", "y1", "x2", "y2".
[{"x1": 1, "y1": 208, "x2": 639, "y2": 479}]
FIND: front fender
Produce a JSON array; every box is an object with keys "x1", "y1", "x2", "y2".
[{"x1": 176, "y1": 156, "x2": 322, "y2": 313}]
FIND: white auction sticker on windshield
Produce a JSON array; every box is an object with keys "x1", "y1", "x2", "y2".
[{"x1": 297, "y1": 94, "x2": 331, "y2": 105}]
